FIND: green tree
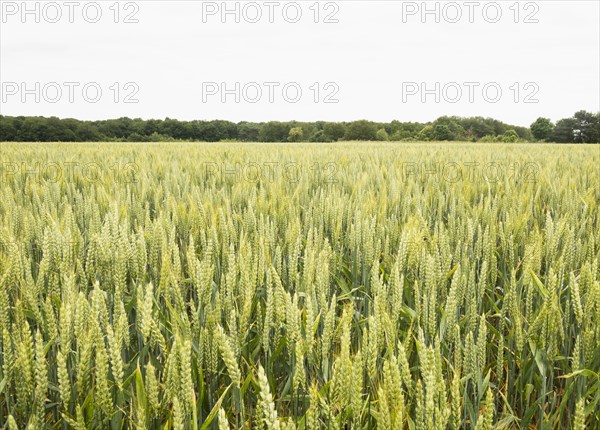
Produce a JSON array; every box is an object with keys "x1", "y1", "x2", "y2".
[
  {"x1": 375, "y1": 128, "x2": 389, "y2": 141},
  {"x1": 479, "y1": 135, "x2": 500, "y2": 143},
  {"x1": 553, "y1": 118, "x2": 577, "y2": 143},
  {"x1": 18, "y1": 117, "x2": 48, "y2": 141},
  {"x1": 417, "y1": 125, "x2": 435, "y2": 141},
  {"x1": 309, "y1": 130, "x2": 329, "y2": 142},
  {"x1": 1, "y1": 114, "x2": 595, "y2": 143},
  {"x1": 573, "y1": 110, "x2": 600, "y2": 143},
  {"x1": 345, "y1": 120, "x2": 377, "y2": 141},
  {"x1": 323, "y1": 122, "x2": 346, "y2": 141},
  {"x1": 0, "y1": 116, "x2": 18, "y2": 141},
  {"x1": 530, "y1": 117, "x2": 555, "y2": 141},
  {"x1": 514, "y1": 126, "x2": 533, "y2": 141},
  {"x1": 433, "y1": 124, "x2": 453, "y2": 141},
  {"x1": 501, "y1": 130, "x2": 519, "y2": 143},
  {"x1": 460, "y1": 117, "x2": 496, "y2": 141},
  {"x1": 237, "y1": 122, "x2": 261, "y2": 142},
  {"x1": 389, "y1": 121, "x2": 423, "y2": 141},
  {"x1": 259, "y1": 122, "x2": 290, "y2": 142},
  {"x1": 76, "y1": 123, "x2": 102, "y2": 141},
  {"x1": 433, "y1": 117, "x2": 467, "y2": 140},
  {"x1": 288, "y1": 127, "x2": 304, "y2": 142},
  {"x1": 502, "y1": 130, "x2": 519, "y2": 143},
  {"x1": 127, "y1": 132, "x2": 146, "y2": 142}
]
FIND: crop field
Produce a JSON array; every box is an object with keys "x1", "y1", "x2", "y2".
[{"x1": 0, "y1": 142, "x2": 598, "y2": 429}]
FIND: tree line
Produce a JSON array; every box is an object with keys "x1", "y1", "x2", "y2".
[{"x1": 1, "y1": 111, "x2": 598, "y2": 143}]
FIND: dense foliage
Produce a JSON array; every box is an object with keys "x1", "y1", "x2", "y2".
[
  {"x1": 1, "y1": 111, "x2": 598, "y2": 143},
  {"x1": 0, "y1": 142, "x2": 598, "y2": 429}
]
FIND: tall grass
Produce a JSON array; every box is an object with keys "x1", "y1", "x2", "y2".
[{"x1": 0, "y1": 142, "x2": 598, "y2": 429}]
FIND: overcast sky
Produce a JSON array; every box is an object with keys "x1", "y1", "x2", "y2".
[{"x1": 1, "y1": 0, "x2": 599, "y2": 126}]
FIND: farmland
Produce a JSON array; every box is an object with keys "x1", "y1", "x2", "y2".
[{"x1": 0, "y1": 142, "x2": 598, "y2": 429}]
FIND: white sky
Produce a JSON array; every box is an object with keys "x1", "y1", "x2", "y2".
[{"x1": 1, "y1": 0, "x2": 599, "y2": 126}]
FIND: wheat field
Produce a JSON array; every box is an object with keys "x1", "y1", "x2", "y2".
[{"x1": 0, "y1": 142, "x2": 598, "y2": 429}]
